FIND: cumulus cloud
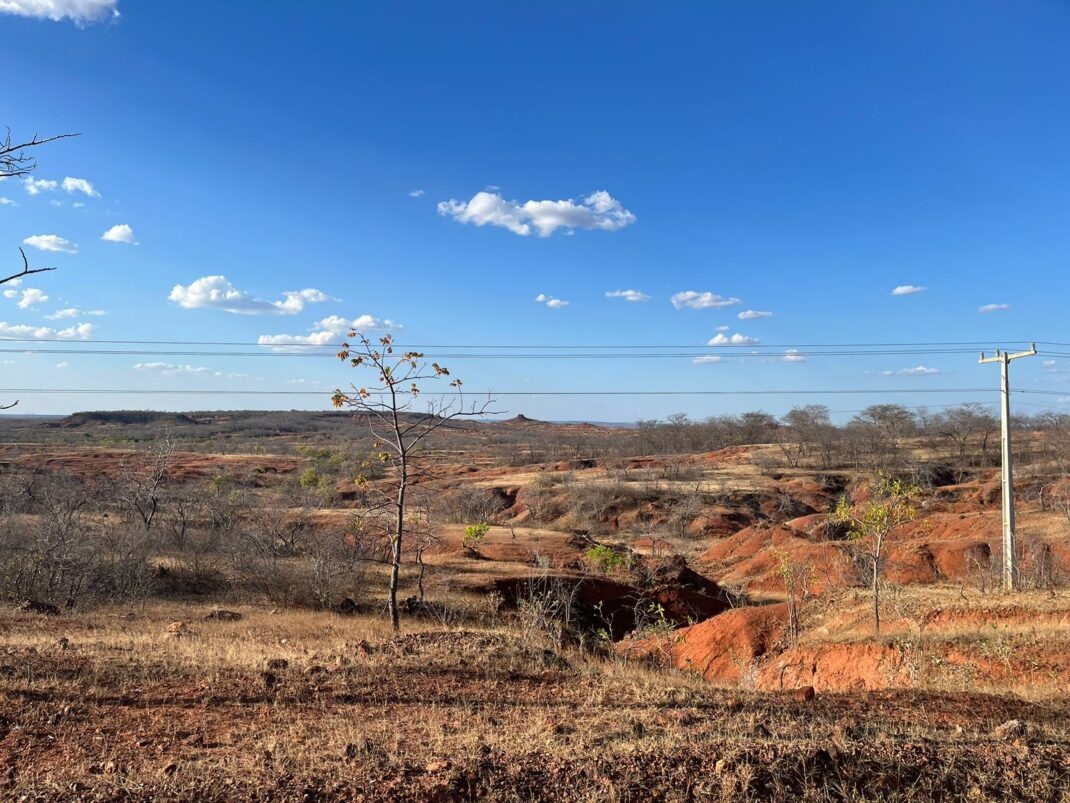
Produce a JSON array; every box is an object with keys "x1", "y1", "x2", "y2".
[
  {"x1": 0, "y1": 197, "x2": 15, "y2": 206},
  {"x1": 168, "y1": 275, "x2": 335, "y2": 315},
  {"x1": 535, "y1": 293, "x2": 569, "y2": 309},
  {"x1": 257, "y1": 314, "x2": 402, "y2": 348},
  {"x1": 978, "y1": 303, "x2": 1009, "y2": 313},
  {"x1": 23, "y1": 234, "x2": 77, "y2": 253},
  {"x1": 782, "y1": 349, "x2": 806, "y2": 363},
  {"x1": 605, "y1": 289, "x2": 650, "y2": 303},
  {"x1": 16, "y1": 288, "x2": 48, "y2": 308},
  {"x1": 738, "y1": 309, "x2": 773, "y2": 320},
  {"x1": 892, "y1": 285, "x2": 925, "y2": 296},
  {"x1": 1, "y1": 290, "x2": 16, "y2": 299},
  {"x1": 62, "y1": 177, "x2": 99, "y2": 197},
  {"x1": 0, "y1": 0, "x2": 119, "y2": 23},
  {"x1": 22, "y1": 177, "x2": 57, "y2": 195},
  {"x1": 0, "y1": 321, "x2": 94, "y2": 339},
  {"x1": 881, "y1": 365, "x2": 940, "y2": 376},
  {"x1": 708, "y1": 332, "x2": 758, "y2": 346},
  {"x1": 692, "y1": 355, "x2": 724, "y2": 365},
  {"x1": 101, "y1": 223, "x2": 136, "y2": 244},
  {"x1": 437, "y1": 189, "x2": 635, "y2": 237},
  {"x1": 670, "y1": 291, "x2": 741, "y2": 310}
]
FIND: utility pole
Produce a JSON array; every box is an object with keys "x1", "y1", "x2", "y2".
[{"x1": 979, "y1": 342, "x2": 1036, "y2": 591}]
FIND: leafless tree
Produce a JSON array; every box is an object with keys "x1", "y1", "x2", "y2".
[
  {"x1": 333, "y1": 332, "x2": 497, "y2": 631},
  {"x1": 1, "y1": 127, "x2": 79, "y2": 409},
  {"x1": 117, "y1": 438, "x2": 176, "y2": 532}
]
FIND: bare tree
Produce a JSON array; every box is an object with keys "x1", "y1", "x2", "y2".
[
  {"x1": 333, "y1": 332, "x2": 496, "y2": 631},
  {"x1": 1, "y1": 127, "x2": 79, "y2": 409},
  {"x1": 117, "y1": 438, "x2": 176, "y2": 532}
]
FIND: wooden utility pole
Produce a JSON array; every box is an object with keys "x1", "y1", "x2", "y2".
[{"x1": 979, "y1": 343, "x2": 1036, "y2": 591}]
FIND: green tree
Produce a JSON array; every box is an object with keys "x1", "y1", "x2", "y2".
[
  {"x1": 834, "y1": 471, "x2": 919, "y2": 635},
  {"x1": 333, "y1": 332, "x2": 495, "y2": 631}
]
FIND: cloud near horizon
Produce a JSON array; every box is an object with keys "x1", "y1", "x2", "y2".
[
  {"x1": 708, "y1": 332, "x2": 758, "y2": 346},
  {"x1": 0, "y1": 321, "x2": 94, "y2": 339},
  {"x1": 437, "y1": 190, "x2": 635, "y2": 237},
  {"x1": 169, "y1": 275, "x2": 335, "y2": 315},
  {"x1": 258, "y1": 314, "x2": 402, "y2": 348}
]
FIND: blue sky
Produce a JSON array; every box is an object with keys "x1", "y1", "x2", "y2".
[{"x1": 1, "y1": 1, "x2": 1068, "y2": 421}]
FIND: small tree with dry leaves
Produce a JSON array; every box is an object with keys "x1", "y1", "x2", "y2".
[
  {"x1": 333, "y1": 332, "x2": 495, "y2": 631},
  {"x1": 834, "y1": 471, "x2": 919, "y2": 636}
]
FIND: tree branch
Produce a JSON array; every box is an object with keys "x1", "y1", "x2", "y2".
[{"x1": 1, "y1": 247, "x2": 57, "y2": 287}]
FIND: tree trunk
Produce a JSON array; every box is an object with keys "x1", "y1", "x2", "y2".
[
  {"x1": 871, "y1": 555, "x2": 881, "y2": 636},
  {"x1": 388, "y1": 457, "x2": 407, "y2": 632}
]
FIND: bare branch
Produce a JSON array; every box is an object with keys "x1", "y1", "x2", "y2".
[{"x1": 1, "y1": 247, "x2": 57, "y2": 287}]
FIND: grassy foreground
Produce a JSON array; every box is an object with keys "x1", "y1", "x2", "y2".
[{"x1": 2, "y1": 603, "x2": 1069, "y2": 802}]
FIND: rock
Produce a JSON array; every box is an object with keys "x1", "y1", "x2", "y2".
[
  {"x1": 265, "y1": 658, "x2": 289, "y2": 671},
  {"x1": 425, "y1": 760, "x2": 451, "y2": 774},
  {"x1": 203, "y1": 609, "x2": 242, "y2": 622},
  {"x1": 791, "y1": 685, "x2": 816, "y2": 703},
  {"x1": 993, "y1": 720, "x2": 1027, "y2": 740},
  {"x1": 17, "y1": 599, "x2": 60, "y2": 616}
]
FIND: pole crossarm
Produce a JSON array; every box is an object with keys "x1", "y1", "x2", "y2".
[{"x1": 978, "y1": 342, "x2": 1036, "y2": 592}]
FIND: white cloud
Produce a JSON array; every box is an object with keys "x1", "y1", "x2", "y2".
[
  {"x1": 101, "y1": 223, "x2": 136, "y2": 243},
  {"x1": 892, "y1": 285, "x2": 925, "y2": 296},
  {"x1": 409, "y1": 189, "x2": 424, "y2": 197},
  {"x1": 2, "y1": 290, "x2": 16, "y2": 299},
  {"x1": 0, "y1": 197, "x2": 16, "y2": 206},
  {"x1": 23, "y1": 234, "x2": 78, "y2": 253},
  {"x1": 45, "y1": 306, "x2": 106, "y2": 320},
  {"x1": 0, "y1": 0, "x2": 119, "y2": 23},
  {"x1": 55, "y1": 361, "x2": 69, "y2": 369},
  {"x1": 49, "y1": 199, "x2": 63, "y2": 207},
  {"x1": 437, "y1": 189, "x2": 636, "y2": 237},
  {"x1": 16, "y1": 288, "x2": 48, "y2": 308},
  {"x1": 692, "y1": 355, "x2": 724, "y2": 365},
  {"x1": 72, "y1": 201, "x2": 85, "y2": 208},
  {"x1": 168, "y1": 275, "x2": 335, "y2": 315},
  {"x1": 605, "y1": 289, "x2": 650, "y2": 303},
  {"x1": 782, "y1": 349, "x2": 806, "y2": 363},
  {"x1": 535, "y1": 293, "x2": 569, "y2": 309},
  {"x1": 23, "y1": 177, "x2": 57, "y2": 195},
  {"x1": 257, "y1": 314, "x2": 402, "y2": 348},
  {"x1": 62, "y1": 177, "x2": 100, "y2": 197},
  {"x1": 881, "y1": 365, "x2": 940, "y2": 376},
  {"x1": 978, "y1": 303, "x2": 1009, "y2": 313},
  {"x1": 738, "y1": 309, "x2": 773, "y2": 320},
  {"x1": 708, "y1": 332, "x2": 758, "y2": 346},
  {"x1": 715, "y1": 325, "x2": 730, "y2": 332},
  {"x1": 671, "y1": 291, "x2": 741, "y2": 310},
  {"x1": 0, "y1": 321, "x2": 93, "y2": 340},
  {"x1": 134, "y1": 362, "x2": 209, "y2": 377}
]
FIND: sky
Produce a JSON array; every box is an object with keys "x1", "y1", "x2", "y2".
[{"x1": 1, "y1": 0, "x2": 1069, "y2": 422}]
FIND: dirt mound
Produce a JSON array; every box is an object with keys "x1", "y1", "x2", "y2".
[
  {"x1": 623, "y1": 603, "x2": 789, "y2": 684},
  {"x1": 757, "y1": 642, "x2": 910, "y2": 691}
]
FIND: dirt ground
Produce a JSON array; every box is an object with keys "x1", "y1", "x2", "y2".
[{"x1": 2, "y1": 603, "x2": 1069, "y2": 802}]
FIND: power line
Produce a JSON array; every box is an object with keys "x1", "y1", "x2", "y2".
[
  {"x1": 0, "y1": 386, "x2": 1014, "y2": 397},
  {"x1": 0, "y1": 336, "x2": 1048, "y2": 349},
  {"x1": 0, "y1": 346, "x2": 1048, "y2": 359}
]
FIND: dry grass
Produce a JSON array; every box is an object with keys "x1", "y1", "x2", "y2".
[{"x1": 2, "y1": 602, "x2": 1070, "y2": 801}]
